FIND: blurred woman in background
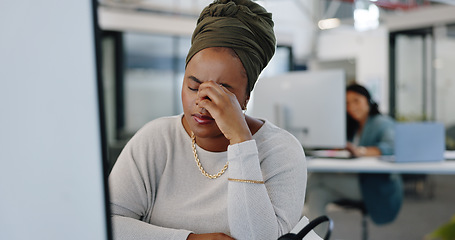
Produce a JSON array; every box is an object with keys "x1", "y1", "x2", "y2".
[{"x1": 305, "y1": 83, "x2": 402, "y2": 229}]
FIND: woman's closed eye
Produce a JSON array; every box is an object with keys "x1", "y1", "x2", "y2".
[{"x1": 188, "y1": 86, "x2": 198, "y2": 92}]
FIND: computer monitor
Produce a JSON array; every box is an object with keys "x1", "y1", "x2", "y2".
[
  {"x1": 250, "y1": 69, "x2": 346, "y2": 149},
  {"x1": 0, "y1": 1, "x2": 110, "y2": 239}
]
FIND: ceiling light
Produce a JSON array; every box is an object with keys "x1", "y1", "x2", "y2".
[
  {"x1": 318, "y1": 18, "x2": 341, "y2": 30},
  {"x1": 354, "y1": 1, "x2": 379, "y2": 31}
]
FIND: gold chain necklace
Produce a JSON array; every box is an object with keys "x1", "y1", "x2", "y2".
[{"x1": 191, "y1": 132, "x2": 229, "y2": 179}]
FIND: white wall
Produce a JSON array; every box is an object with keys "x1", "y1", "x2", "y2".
[
  {"x1": 313, "y1": 26, "x2": 390, "y2": 113},
  {"x1": 262, "y1": 0, "x2": 317, "y2": 63},
  {"x1": 0, "y1": 1, "x2": 109, "y2": 239}
]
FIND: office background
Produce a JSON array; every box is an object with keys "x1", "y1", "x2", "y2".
[
  {"x1": 98, "y1": 1, "x2": 455, "y2": 239},
  {"x1": 98, "y1": 0, "x2": 455, "y2": 159},
  {"x1": 2, "y1": 0, "x2": 455, "y2": 239}
]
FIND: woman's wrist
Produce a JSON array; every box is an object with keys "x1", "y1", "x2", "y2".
[
  {"x1": 228, "y1": 125, "x2": 253, "y2": 145},
  {"x1": 229, "y1": 133, "x2": 253, "y2": 145}
]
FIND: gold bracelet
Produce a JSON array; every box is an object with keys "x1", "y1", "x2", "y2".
[{"x1": 228, "y1": 178, "x2": 265, "y2": 184}]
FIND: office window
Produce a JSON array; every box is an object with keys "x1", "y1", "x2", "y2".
[
  {"x1": 123, "y1": 33, "x2": 190, "y2": 135},
  {"x1": 260, "y1": 46, "x2": 293, "y2": 77},
  {"x1": 394, "y1": 32, "x2": 427, "y2": 121},
  {"x1": 390, "y1": 24, "x2": 455, "y2": 150},
  {"x1": 435, "y1": 24, "x2": 455, "y2": 149}
]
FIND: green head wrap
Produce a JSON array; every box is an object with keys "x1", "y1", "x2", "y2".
[{"x1": 186, "y1": 0, "x2": 276, "y2": 94}]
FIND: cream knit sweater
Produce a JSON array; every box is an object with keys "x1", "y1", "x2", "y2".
[{"x1": 109, "y1": 115, "x2": 306, "y2": 240}]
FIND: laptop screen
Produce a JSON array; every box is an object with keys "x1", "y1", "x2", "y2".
[{"x1": 394, "y1": 122, "x2": 445, "y2": 162}]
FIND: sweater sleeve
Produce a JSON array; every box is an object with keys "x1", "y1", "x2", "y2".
[
  {"x1": 109, "y1": 127, "x2": 193, "y2": 240},
  {"x1": 111, "y1": 215, "x2": 192, "y2": 240},
  {"x1": 227, "y1": 138, "x2": 306, "y2": 240}
]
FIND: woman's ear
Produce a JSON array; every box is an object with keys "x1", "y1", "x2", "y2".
[{"x1": 243, "y1": 98, "x2": 250, "y2": 110}]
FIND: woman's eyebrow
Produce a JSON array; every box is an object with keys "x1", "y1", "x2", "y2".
[
  {"x1": 188, "y1": 75, "x2": 233, "y2": 89},
  {"x1": 188, "y1": 75, "x2": 202, "y2": 84},
  {"x1": 220, "y1": 83, "x2": 233, "y2": 89}
]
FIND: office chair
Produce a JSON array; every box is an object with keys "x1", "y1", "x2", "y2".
[
  {"x1": 278, "y1": 215, "x2": 333, "y2": 240},
  {"x1": 333, "y1": 199, "x2": 368, "y2": 240}
]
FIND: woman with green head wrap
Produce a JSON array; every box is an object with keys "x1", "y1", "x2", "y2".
[{"x1": 109, "y1": 1, "x2": 307, "y2": 240}]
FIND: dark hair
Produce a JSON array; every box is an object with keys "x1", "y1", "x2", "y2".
[{"x1": 346, "y1": 83, "x2": 380, "y2": 140}]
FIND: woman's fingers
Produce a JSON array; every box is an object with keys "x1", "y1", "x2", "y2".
[
  {"x1": 195, "y1": 81, "x2": 251, "y2": 144},
  {"x1": 187, "y1": 233, "x2": 235, "y2": 240},
  {"x1": 197, "y1": 81, "x2": 233, "y2": 106},
  {"x1": 196, "y1": 81, "x2": 242, "y2": 117}
]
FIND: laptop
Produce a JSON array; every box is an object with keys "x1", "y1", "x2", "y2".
[{"x1": 388, "y1": 122, "x2": 445, "y2": 163}]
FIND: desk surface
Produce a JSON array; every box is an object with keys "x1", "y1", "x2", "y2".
[{"x1": 307, "y1": 157, "x2": 455, "y2": 174}]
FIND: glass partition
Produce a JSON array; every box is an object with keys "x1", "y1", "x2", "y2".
[
  {"x1": 390, "y1": 24, "x2": 455, "y2": 150},
  {"x1": 434, "y1": 24, "x2": 455, "y2": 149}
]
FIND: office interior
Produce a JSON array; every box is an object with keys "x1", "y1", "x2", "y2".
[
  {"x1": 2, "y1": 0, "x2": 455, "y2": 240},
  {"x1": 99, "y1": 0, "x2": 455, "y2": 159},
  {"x1": 99, "y1": 0, "x2": 455, "y2": 239}
]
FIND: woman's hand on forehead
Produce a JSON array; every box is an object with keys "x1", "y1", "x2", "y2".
[{"x1": 196, "y1": 81, "x2": 252, "y2": 145}]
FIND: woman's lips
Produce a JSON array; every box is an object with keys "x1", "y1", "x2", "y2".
[{"x1": 193, "y1": 114, "x2": 215, "y2": 124}]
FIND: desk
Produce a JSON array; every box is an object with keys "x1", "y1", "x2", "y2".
[{"x1": 307, "y1": 157, "x2": 455, "y2": 174}]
